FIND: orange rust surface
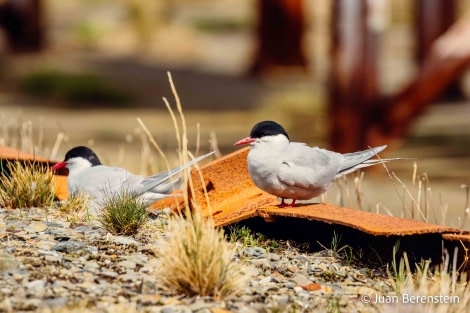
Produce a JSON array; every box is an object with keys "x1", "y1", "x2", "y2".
[
  {"x1": 258, "y1": 204, "x2": 459, "y2": 236},
  {"x1": 189, "y1": 146, "x2": 278, "y2": 222},
  {"x1": 0, "y1": 145, "x2": 52, "y2": 163},
  {"x1": 149, "y1": 192, "x2": 185, "y2": 211},
  {"x1": 442, "y1": 233, "x2": 470, "y2": 243},
  {"x1": 53, "y1": 175, "x2": 69, "y2": 200}
]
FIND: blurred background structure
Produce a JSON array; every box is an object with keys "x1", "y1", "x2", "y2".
[{"x1": 0, "y1": 0, "x2": 469, "y2": 227}]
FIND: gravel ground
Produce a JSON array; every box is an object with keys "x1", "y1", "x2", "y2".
[{"x1": 0, "y1": 206, "x2": 400, "y2": 313}]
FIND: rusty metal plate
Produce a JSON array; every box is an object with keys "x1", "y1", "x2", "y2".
[
  {"x1": 258, "y1": 204, "x2": 459, "y2": 236},
  {"x1": 0, "y1": 145, "x2": 52, "y2": 164},
  {"x1": 189, "y1": 146, "x2": 278, "y2": 224},
  {"x1": 442, "y1": 233, "x2": 470, "y2": 243}
]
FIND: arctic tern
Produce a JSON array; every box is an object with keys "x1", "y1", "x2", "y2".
[
  {"x1": 51, "y1": 146, "x2": 214, "y2": 214},
  {"x1": 234, "y1": 121, "x2": 393, "y2": 207}
]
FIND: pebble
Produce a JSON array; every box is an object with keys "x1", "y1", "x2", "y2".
[
  {"x1": 0, "y1": 253, "x2": 19, "y2": 272},
  {"x1": 290, "y1": 273, "x2": 312, "y2": 286},
  {"x1": 0, "y1": 206, "x2": 394, "y2": 312},
  {"x1": 112, "y1": 235, "x2": 140, "y2": 246},
  {"x1": 24, "y1": 221, "x2": 47, "y2": 233},
  {"x1": 118, "y1": 260, "x2": 137, "y2": 269},
  {"x1": 51, "y1": 240, "x2": 87, "y2": 253}
]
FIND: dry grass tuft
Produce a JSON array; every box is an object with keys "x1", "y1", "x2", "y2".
[
  {"x1": 385, "y1": 249, "x2": 470, "y2": 313},
  {"x1": 153, "y1": 72, "x2": 245, "y2": 299},
  {"x1": 54, "y1": 193, "x2": 92, "y2": 225},
  {"x1": 0, "y1": 161, "x2": 55, "y2": 209},
  {"x1": 155, "y1": 210, "x2": 245, "y2": 298},
  {"x1": 98, "y1": 189, "x2": 149, "y2": 235}
]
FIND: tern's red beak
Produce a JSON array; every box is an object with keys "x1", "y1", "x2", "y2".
[
  {"x1": 51, "y1": 161, "x2": 67, "y2": 171},
  {"x1": 234, "y1": 136, "x2": 256, "y2": 146}
]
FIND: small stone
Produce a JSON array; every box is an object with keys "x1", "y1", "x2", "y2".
[
  {"x1": 287, "y1": 265, "x2": 298, "y2": 273},
  {"x1": 24, "y1": 222, "x2": 47, "y2": 233},
  {"x1": 37, "y1": 240, "x2": 56, "y2": 251},
  {"x1": 290, "y1": 273, "x2": 311, "y2": 286},
  {"x1": 301, "y1": 282, "x2": 322, "y2": 291},
  {"x1": 269, "y1": 295, "x2": 289, "y2": 307},
  {"x1": 112, "y1": 235, "x2": 139, "y2": 246},
  {"x1": 26, "y1": 280, "x2": 46, "y2": 293},
  {"x1": 259, "y1": 276, "x2": 272, "y2": 285},
  {"x1": 295, "y1": 255, "x2": 309, "y2": 263},
  {"x1": 271, "y1": 274, "x2": 284, "y2": 283},
  {"x1": 139, "y1": 266, "x2": 154, "y2": 273},
  {"x1": 84, "y1": 261, "x2": 100, "y2": 271},
  {"x1": 43, "y1": 297, "x2": 68, "y2": 308},
  {"x1": 161, "y1": 305, "x2": 191, "y2": 313},
  {"x1": 242, "y1": 266, "x2": 260, "y2": 277},
  {"x1": 121, "y1": 253, "x2": 148, "y2": 265},
  {"x1": 0, "y1": 253, "x2": 19, "y2": 272},
  {"x1": 136, "y1": 294, "x2": 163, "y2": 306},
  {"x1": 0, "y1": 298, "x2": 12, "y2": 312},
  {"x1": 141, "y1": 275, "x2": 157, "y2": 294},
  {"x1": 73, "y1": 225, "x2": 92, "y2": 233},
  {"x1": 238, "y1": 307, "x2": 259, "y2": 313},
  {"x1": 266, "y1": 253, "x2": 281, "y2": 261},
  {"x1": 45, "y1": 222, "x2": 64, "y2": 228},
  {"x1": 20, "y1": 299, "x2": 42, "y2": 311},
  {"x1": 243, "y1": 247, "x2": 260, "y2": 258},
  {"x1": 0, "y1": 288, "x2": 11, "y2": 294},
  {"x1": 250, "y1": 258, "x2": 272, "y2": 270},
  {"x1": 101, "y1": 271, "x2": 119, "y2": 279},
  {"x1": 283, "y1": 282, "x2": 296, "y2": 289},
  {"x1": 119, "y1": 260, "x2": 137, "y2": 269},
  {"x1": 45, "y1": 255, "x2": 62, "y2": 264},
  {"x1": 51, "y1": 241, "x2": 86, "y2": 253}
]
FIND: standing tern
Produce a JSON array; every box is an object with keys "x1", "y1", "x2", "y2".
[
  {"x1": 234, "y1": 120, "x2": 394, "y2": 208},
  {"x1": 51, "y1": 146, "x2": 214, "y2": 214}
]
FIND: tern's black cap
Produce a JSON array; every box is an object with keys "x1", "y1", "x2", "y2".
[
  {"x1": 64, "y1": 146, "x2": 102, "y2": 166},
  {"x1": 250, "y1": 121, "x2": 290, "y2": 140}
]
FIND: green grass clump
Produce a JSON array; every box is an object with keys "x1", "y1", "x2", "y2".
[
  {"x1": 0, "y1": 161, "x2": 55, "y2": 209},
  {"x1": 229, "y1": 225, "x2": 279, "y2": 252},
  {"x1": 156, "y1": 211, "x2": 246, "y2": 298},
  {"x1": 98, "y1": 189, "x2": 149, "y2": 235}
]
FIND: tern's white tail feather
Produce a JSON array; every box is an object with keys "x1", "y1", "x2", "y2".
[
  {"x1": 138, "y1": 151, "x2": 214, "y2": 195},
  {"x1": 335, "y1": 158, "x2": 396, "y2": 178}
]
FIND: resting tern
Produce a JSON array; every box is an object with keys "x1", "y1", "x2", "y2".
[
  {"x1": 234, "y1": 121, "x2": 393, "y2": 208},
  {"x1": 51, "y1": 146, "x2": 214, "y2": 214}
]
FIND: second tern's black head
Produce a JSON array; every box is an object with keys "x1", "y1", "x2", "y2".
[
  {"x1": 250, "y1": 121, "x2": 290, "y2": 141},
  {"x1": 64, "y1": 146, "x2": 102, "y2": 166}
]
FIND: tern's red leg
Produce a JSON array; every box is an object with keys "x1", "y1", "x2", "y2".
[{"x1": 278, "y1": 198, "x2": 296, "y2": 208}]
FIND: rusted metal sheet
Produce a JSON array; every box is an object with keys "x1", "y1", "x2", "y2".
[
  {"x1": 442, "y1": 233, "x2": 470, "y2": 243},
  {"x1": 0, "y1": 145, "x2": 52, "y2": 164},
  {"x1": 257, "y1": 205, "x2": 459, "y2": 236},
  {"x1": 53, "y1": 175, "x2": 69, "y2": 200},
  {"x1": 189, "y1": 146, "x2": 278, "y2": 223}
]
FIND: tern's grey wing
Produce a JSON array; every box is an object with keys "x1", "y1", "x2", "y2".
[
  {"x1": 73, "y1": 165, "x2": 144, "y2": 200},
  {"x1": 277, "y1": 145, "x2": 341, "y2": 189},
  {"x1": 138, "y1": 151, "x2": 214, "y2": 195},
  {"x1": 338, "y1": 145, "x2": 387, "y2": 174}
]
